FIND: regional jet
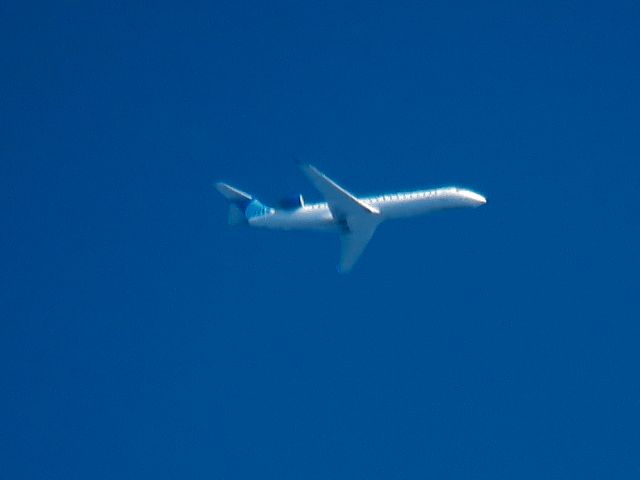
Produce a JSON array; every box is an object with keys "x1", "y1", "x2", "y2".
[{"x1": 216, "y1": 165, "x2": 486, "y2": 272}]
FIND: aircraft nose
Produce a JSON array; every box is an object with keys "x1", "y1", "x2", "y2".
[{"x1": 462, "y1": 190, "x2": 487, "y2": 206}]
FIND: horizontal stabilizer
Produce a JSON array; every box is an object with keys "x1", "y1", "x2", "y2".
[
  {"x1": 215, "y1": 182, "x2": 253, "y2": 226},
  {"x1": 227, "y1": 204, "x2": 247, "y2": 225},
  {"x1": 215, "y1": 182, "x2": 253, "y2": 203}
]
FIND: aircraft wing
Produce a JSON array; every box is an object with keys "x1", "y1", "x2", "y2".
[
  {"x1": 339, "y1": 214, "x2": 379, "y2": 273},
  {"x1": 300, "y1": 164, "x2": 379, "y2": 218},
  {"x1": 300, "y1": 165, "x2": 380, "y2": 272}
]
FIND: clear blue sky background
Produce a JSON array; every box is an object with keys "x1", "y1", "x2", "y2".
[{"x1": 2, "y1": 1, "x2": 639, "y2": 478}]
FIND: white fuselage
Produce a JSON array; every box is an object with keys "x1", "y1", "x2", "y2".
[{"x1": 249, "y1": 187, "x2": 486, "y2": 230}]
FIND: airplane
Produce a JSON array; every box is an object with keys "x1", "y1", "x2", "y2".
[{"x1": 216, "y1": 164, "x2": 486, "y2": 273}]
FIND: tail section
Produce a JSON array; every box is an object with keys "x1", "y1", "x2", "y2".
[
  {"x1": 215, "y1": 182, "x2": 275, "y2": 226},
  {"x1": 215, "y1": 182, "x2": 253, "y2": 225},
  {"x1": 215, "y1": 182, "x2": 253, "y2": 203}
]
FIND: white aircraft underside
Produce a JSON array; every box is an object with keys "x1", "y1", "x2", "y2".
[{"x1": 216, "y1": 165, "x2": 486, "y2": 272}]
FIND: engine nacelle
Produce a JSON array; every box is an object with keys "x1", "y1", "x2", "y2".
[{"x1": 278, "y1": 194, "x2": 305, "y2": 210}]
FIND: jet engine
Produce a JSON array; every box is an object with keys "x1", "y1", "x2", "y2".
[{"x1": 278, "y1": 194, "x2": 305, "y2": 210}]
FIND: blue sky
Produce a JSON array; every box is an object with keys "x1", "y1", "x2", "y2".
[{"x1": 2, "y1": 1, "x2": 639, "y2": 478}]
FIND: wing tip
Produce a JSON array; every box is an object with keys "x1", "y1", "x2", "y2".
[
  {"x1": 298, "y1": 163, "x2": 320, "y2": 177},
  {"x1": 336, "y1": 263, "x2": 352, "y2": 274}
]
